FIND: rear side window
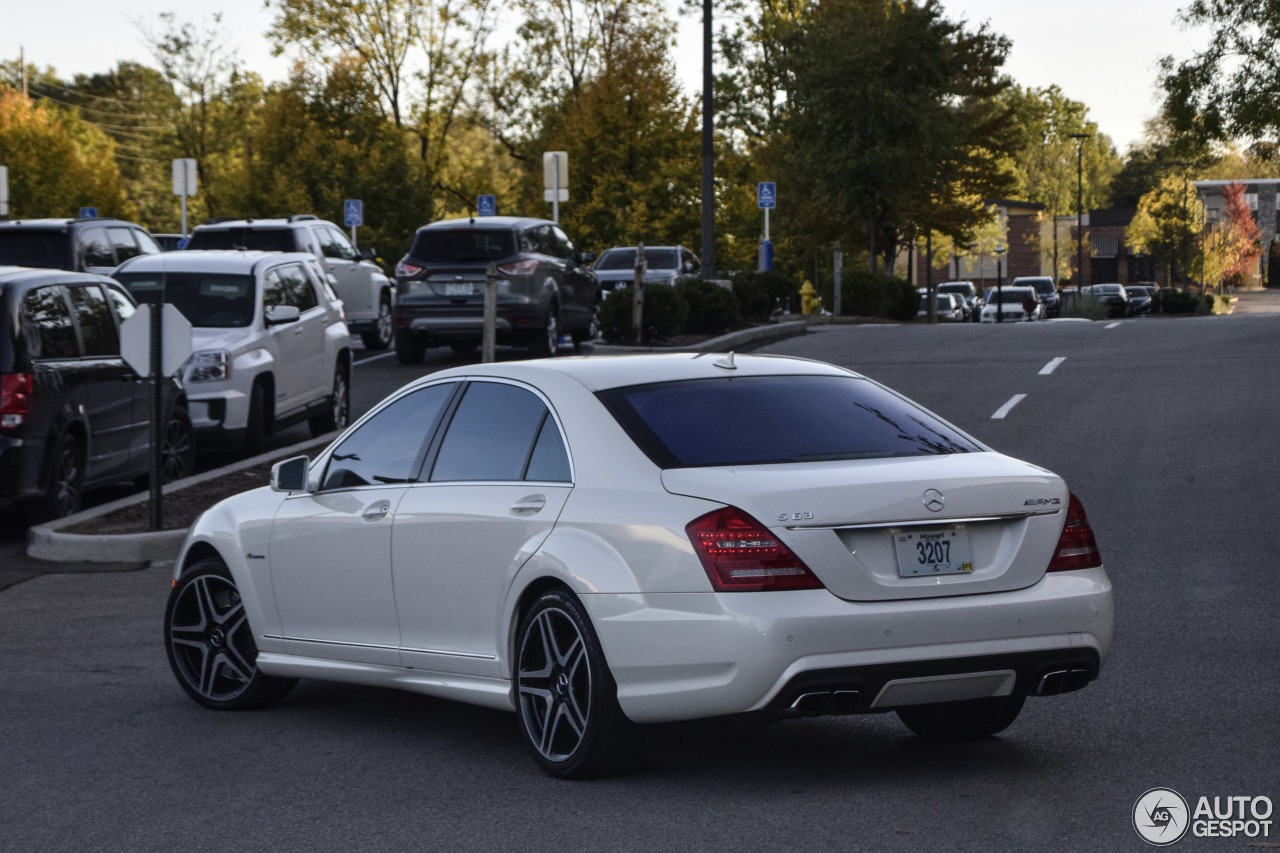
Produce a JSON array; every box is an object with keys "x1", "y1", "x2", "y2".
[
  {"x1": 0, "y1": 230, "x2": 73, "y2": 268},
  {"x1": 23, "y1": 286, "x2": 80, "y2": 359},
  {"x1": 186, "y1": 228, "x2": 298, "y2": 253},
  {"x1": 79, "y1": 228, "x2": 115, "y2": 267},
  {"x1": 108, "y1": 228, "x2": 143, "y2": 263},
  {"x1": 430, "y1": 382, "x2": 558, "y2": 481},
  {"x1": 67, "y1": 285, "x2": 119, "y2": 356},
  {"x1": 599, "y1": 375, "x2": 980, "y2": 469},
  {"x1": 277, "y1": 264, "x2": 318, "y2": 312},
  {"x1": 408, "y1": 228, "x2": 517, "y2": 264}
]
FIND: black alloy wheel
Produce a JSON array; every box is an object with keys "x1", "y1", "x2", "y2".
[
  {"x1": 161, "y1": 407, "x2": 196, "y2": 484},
  {"x1": 310, "y1": 363, "x2": 350, "y2": 436},
  {"x1": 361, "y1": 294, "x2": 394, "y2": 350}
]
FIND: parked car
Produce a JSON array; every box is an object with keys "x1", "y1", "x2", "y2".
[
  {"x1": 917, "y1": 289, "x2": 965, "y2": 321},
  {"x1": 936, "y1": 280, "x2": 981, "y2": 321},
  {"x1": 980, "y1": 286, "x2": 1044, "y2": 322},
  {"x1": 154, "y1": 234, "x2": 186, "y2": 251},
  {"x1": 594, "y1": 246, "x2": 700, "y2": 296},
  {"x1": 113, "y1": 251, "x2": 351, "y2": 456},
  {"x1": 1087, "y1": 283, "x2": 1132, "y2": 318},
  {"x1": 1012, "y1": 276, "x2": 1061, "y2": 318},
  {"x1": 185, "y1": 216, "x2": 395, "y2": 350},
  {"x1": 392, "y1": 216, "x2": 600, "y2": 361},
  {"x1": 0, "y1": 218, "x2": 162, "y2": 275},
  {"x1": 0, "y1": 267, "x2": 194, "y2": 522},
  {"x1": 162, "y1": 353, "x2": 1112, "y2": 779},
  {"x1": 1125, "y1": 285, "x2": 1153, "y2": 315}
]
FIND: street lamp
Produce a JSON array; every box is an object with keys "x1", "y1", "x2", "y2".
[
  {"x1": 994, "y1": 244, "x2": 1007, "y2": 323},
  {"x1": 1069, "y1": 133, "x2": 1091, "y2": 293},
  {"x1": 1174, "y1": 162, "x2": 1193, "y2": 289}
]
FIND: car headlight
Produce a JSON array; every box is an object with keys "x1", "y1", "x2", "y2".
[{"x1": 186, "y1": 350, "x2": 231, "y2": 383}]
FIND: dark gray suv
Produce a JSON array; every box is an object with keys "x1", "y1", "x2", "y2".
[
  {"x1": 0, "y1": 218, "x2": 162, "y2": 275},
  {"x1": 392, "y1": 217, "x2": 599, "y2": 362}
]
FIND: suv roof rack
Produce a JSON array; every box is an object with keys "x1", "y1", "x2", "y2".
[
  {"x1": 288, "y1": 214, "x2": 318, "y2": 223},
  {"x1": 203, "y1": 217, "x2": 239, "y2": 225}
]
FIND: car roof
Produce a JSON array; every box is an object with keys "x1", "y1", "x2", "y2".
[
  {"x1": 0, "y1": 266, "x2": 118, "y2": 287},
  {"x1": 114, "y1": 249, "x2": 316, "y2": 275},
  {"x1": 416, "y1": 216, "x2": 549, "y2": 232},
  {"x1": 416, "y1": 352, "x2": 859, "y2": 393},
  {"x1": 193, "y1": 217, "x2": 325, "y2": 229},
  {"x1": 0, "y1": 218, "x2": 134, "y2": 230}
]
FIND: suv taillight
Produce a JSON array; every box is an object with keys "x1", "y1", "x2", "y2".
[
  {"x1": 497, "y1": 259, "x2": 539, "y2": 276},
  {"x1": 686, "y1": 506, "x2": 824, "y2": 592},
  {"x1": 1, "y1": 373, "x2": 33, "y2": 428},
  {"x1": 395, "y1": 261, "x2": 424, "y2": 279},
  {"x1": 1047, "y1": 493, "x2": 1103, "y2": 572}
]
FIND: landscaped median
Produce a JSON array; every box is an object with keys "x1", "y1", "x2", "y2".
[{"x1": 26, "y1": 434, "x2": 335, "y2": 564}]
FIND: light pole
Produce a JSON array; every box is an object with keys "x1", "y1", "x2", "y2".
[
  {"x1": 1174, "y1": 162, "x2": 1192, "y2": 289},
  {"x1": 1069, "y1": 133, "x2": 1091, "y2": 293},
  {"x1": 994, "y1": 244, "x2": 1006, "y2": 322},
  {"x1": 700, "y1": 0, "x2": 716, "y2": 280}
]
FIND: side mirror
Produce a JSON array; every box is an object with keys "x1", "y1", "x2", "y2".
[
  {"x1": 360, "y1": 247, "x2": 377, "y2": 261},
  {"x1": 265, "y1": 304, "x2": 300, "y2": 325},
  {"x1": 271, "y1": 455, "x2": 310, "y2": 492},
  {"x1": 579, "y1": 251, "x2": 596, "y2": 265}
]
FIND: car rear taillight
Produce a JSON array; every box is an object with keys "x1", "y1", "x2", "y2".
[
  {"x1": 497, "y1": 258, "x2": 539, "y2": 276},
  {"x1": 686, "y1": 506, "x2": 824, "y2": 592},
  {"x1": 1047, "y1": 493, "x2": 1103, "y2": 572},
  {"x1": 1, "y1": 373, "x2": 33, "y2": 428},
  {"x1": 395, "y1": 261, "x2": 424, "y2": 279}
]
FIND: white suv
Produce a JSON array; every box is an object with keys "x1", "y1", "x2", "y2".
[
  {"x1": 185, "y1": 216, "x2": 394, "y2": 350},
  {"x1": 114, "y1": 251, "x2": 352, "y2": 455}
]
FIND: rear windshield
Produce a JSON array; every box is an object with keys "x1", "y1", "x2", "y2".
[
  {"x1": 595, "y1": 249, "x2": 678, "y2": 271},
  {"x1": 408, "y1": 228, "x2": 517, "y2": 264},
  {"x1": 186, "y1": 228, "x2": 297, "y2": 253},
  {"x1": 937, "y1": 284, "x2": 971, "y2": 296},
  {"x1": 1015, "y1": 278, "x2": 1055, "y2": 295},
  {"x1": 598, "y1": 375, "x2": 980, "y2": 468},
  {"x1": 114, "y1": 272, "x2": 257, "y2": 328},
  {"x1": 0, "y1": 231, "x2": 73, "y2": 269}
]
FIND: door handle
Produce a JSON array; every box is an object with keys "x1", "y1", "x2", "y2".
[
  {"x1": 509, "y1": 495, "x2": 546, "y2": 514},
  {"x1": 361, "y1": 502, "x2": 391, "y2": 521},
  {"x1": 293, "y1": 327, "x2": 305, "y2": 335}
]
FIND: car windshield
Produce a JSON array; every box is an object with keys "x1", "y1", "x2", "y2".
[
  {"x1": 114, "y1": 272, "x2": 257, "y2": 328},
  {"x1": 0, "y1": 231, "x2": 72, "y2": 269},
  {"x1": 598, "y1": 375, "x2": 980, "y2": 469},
  {"x1": 984, "y1": 288, "x2": 1035, "y2": 304},
  {"x1": 1015, "y1": 279, "x2": 1055, "y2": 295},
  {"x1": 186, "y1": 228, "x2": 296, "y2": 253},
  {"x1": 937, "y1": 284, "x2": 971, "y2": 296},
  {"x1": 595, "y1": 249, "x2": 679, "y2": 271},
  {"x1": 408, "y1": 228, "x2": 517, "y2": 264},
  {"x1": 1126, "y1": 288, "x2": 1146, "y2": 296}
]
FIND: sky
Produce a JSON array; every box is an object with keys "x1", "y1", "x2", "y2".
[{"x1": 4, "y1": 0, "x2": 1208, "y2": 154}]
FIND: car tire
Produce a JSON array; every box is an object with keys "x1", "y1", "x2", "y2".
[
  {"x1": 395, "y1": 329, "x2": 426, "y2": 364},
  {"x1": 310, "y1": 362, "x2": 350, "y2": 437},
  {"x1": 25, "y1": 431, "x2": 84, "y2": 525},
  {"x1": 572, "y1": 306, "x2": 599, "y2": 352},
  {"x1": 895, "y1": 695, "x2": 1026, "y2": 739},
  {"x1": 164, "y1": 558, "x2": 297, "y2": 711},
  {"x1": 360, "y1": 293, "x2": 394, "y2": 350},
  {"x1": 449, "y1": 342, "x2": 478, "y2": 356},
  {"x1": 242, "y1": 383, "x2": 266, "y2": 458},
  {"x1": 528, "y1": 305, "x2": 559, "y2": 358},
  {"x1": 515, "y1": 589, "x2": 639, "y2": 779},
  {"x1": 161, "y1": 406, "x2": 196, "y2": 484}
]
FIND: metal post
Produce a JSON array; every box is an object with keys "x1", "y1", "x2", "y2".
[
  {"x1": 552, "y1": 153, "x2": 560, "y2": 225},
  {"x1": 996, "y1": 249, "x2": 1005, "y2": 323},
  {"x1": 1070, "y1": 133, "x2": 1091, "y2": 291},
  {"x1": 926, "y1": 232, "x2": 934, "y2": 323},
  {"x1": 180, "y1": 190, "x2": 188, "y2": 240},
  {"x1": 483, "y1": 262, "x2": 497, "y2": 363},
  {"x1": 148, "y1": 304, "x2": 163, "y2": 530},
  {"x1": 700, "y1": 0, "x2": 716, "y2": 281},
  {"x1": 632, "y1": 243, "x2": 646, "y2": 346},
  {"x1": 833, "y1": 240, "x2": 842, "y2": 318},
  {"x1": 350, "y1": 225, "x2": 358, "y2": 249}
]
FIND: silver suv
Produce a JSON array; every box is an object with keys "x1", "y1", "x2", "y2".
[
  {"x1": 185, "y1": 216, "x2": 395, "y2": 350},
  {"x1": 113, "y1": 251, "x2": 352, "y2": 456}
]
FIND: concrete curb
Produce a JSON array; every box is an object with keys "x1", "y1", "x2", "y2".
[
  {"x1": 26, "y1": 433, "x2": 336, "y2": 564},
  {"x1": 581, "y1": 319, "x2": 808, "y2": 354}
]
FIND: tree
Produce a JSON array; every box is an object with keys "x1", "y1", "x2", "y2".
[
  {"x1": 1127, "y1": 173, "x2": 1201, "y2": 287},
  {"x1": 1211, "y1": 181, "x2": 1262, "y2": 289},
  {"x1": 0, "y1": 87, "x2": 133, "y2": 218}
]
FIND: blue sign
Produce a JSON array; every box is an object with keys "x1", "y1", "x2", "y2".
[
  {"x1": 477, "y1": 194, "x2": 497, "y2": 217},
  {"x1": 344, "y1": 199, "x2": 363, "y2": 227},
  {"x1": 757, "y1": 182, "x2": 776, "y2": 209},
  {"x1": 80, "y1": 207, "x2": 98, "y2": 219}
]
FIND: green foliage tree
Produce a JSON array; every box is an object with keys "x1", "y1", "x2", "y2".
[{"x1": 1127, "y1": 173, "x2": 1201, "y2": 286}]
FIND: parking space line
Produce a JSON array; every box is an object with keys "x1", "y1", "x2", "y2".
[
  {"x1": 1105, "y1": 322, "x2": 1122, "y2": 329},
  {"x1": 354, "y1": 351, "x2": 397, "y2": 367},
  {"x1": 1039, "y1": 357, "x2": 1066, "y2": 375},
  {"x1": 991, "y1": 394, "x2": 1027, "y2": 419}
]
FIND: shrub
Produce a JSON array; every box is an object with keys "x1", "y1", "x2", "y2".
[
  {"x1": 674, "y1": 278, "x2": 743, "y2": 335},
  {"x1": 598, "y1": 284, "x2": 689, "y2": 345},
  {"x1": 1156, "y1": 290, "x2": 1202, "y2": 314},
  {"x1": 730, "y1": 270, "x2": 799, "y2": 320},
  {"x1": 842, "y1": 270, "x2": 917, "y2": 320}
]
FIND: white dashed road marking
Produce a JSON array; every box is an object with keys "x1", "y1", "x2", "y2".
[
  {"x1": 1039, "y1": 357, "x2": 1066, "y2": 375},
  {"x1": 991, "y1": 394, "x2": 1027, "y2": 419},
  {"x1": 1105, "y1": 322, "x2": 1122, "y2": 329},
  {"x1": 354, "y1": 351, "x2": 397, "y2": 367}
]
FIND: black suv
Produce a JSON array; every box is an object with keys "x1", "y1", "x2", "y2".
[
  {"x1": 0, "y1": 218, "x2": 163, "y2": 274},
  {"x1": 392, "y1": 217, "x2": 599, "y2": 362},
  {"x1": 0, "y1": 268, "x2": 194, "y2": 523}
]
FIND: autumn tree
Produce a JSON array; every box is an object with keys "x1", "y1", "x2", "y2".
[
  {"x1": 1209, "y1": 181, "x2": 1262, "y2": 289},
  {"x1": 1127, "y1": 173, "x2": 1201, "y2": 286}
]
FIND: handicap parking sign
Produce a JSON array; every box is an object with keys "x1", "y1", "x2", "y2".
[
  {"x1": 344, "y1": 199, "x2": 363, "y2": 227},
  {"x1": 80, "y1": 207, "x2": 98, "y2": 219},
  {"x1": 477, "y1": 195, "x2": 496, "y2": 217},
  {"x1": 757, "y1": 183, "x2": 776, "y2": 209}
]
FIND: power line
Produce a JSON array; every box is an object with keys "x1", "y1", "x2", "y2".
[
  {"x1": 29, "y1": 89, "x2": 159, "y2": 120},
  {"x1": 28, "y1": 79, "x2": 159, "y2": 110}
]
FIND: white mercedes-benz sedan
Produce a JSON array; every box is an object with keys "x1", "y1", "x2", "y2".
[{"x1": 164, "y1": 353, "x2": 1113, "y2": 779}]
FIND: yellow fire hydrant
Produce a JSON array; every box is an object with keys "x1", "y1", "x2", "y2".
[{"x1": 799, "y1": 280, "x2": 821, "y2": 315}]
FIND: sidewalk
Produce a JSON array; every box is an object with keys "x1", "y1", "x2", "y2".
[{"x1": 1229, "y1": 288, "x2": 1280, "y2": 314}]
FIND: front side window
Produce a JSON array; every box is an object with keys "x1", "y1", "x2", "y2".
[
  {"x1": 599, "y1": 375, "x2": 980, "y2": 469},
  {"x1": 430, "y1": 383, "x2": 559, "y2": 482},
  {"x1": 67, "y1": 285, "x2": 119, "y2": 356},
  {"x1": 320, "y1": 226, "x2": 358, "y2": 261},
  {"x1": 23, "y1": 286, "x2": 79, "y2": 359},
  {"x1": 322, "y1": 383, "x2": 456, "y2": 490}
]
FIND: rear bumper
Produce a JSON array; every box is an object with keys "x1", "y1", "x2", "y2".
[
  {"x1": 0, "y1": 433, "x2": 44, "y2": 508},
  {"x1": 582, "y1": 567, "x2": 1112, "y2": 724}
]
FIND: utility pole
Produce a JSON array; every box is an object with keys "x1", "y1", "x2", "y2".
[{"x1": 1070, "y1": 133, "x2": 1091, "y2": 291}]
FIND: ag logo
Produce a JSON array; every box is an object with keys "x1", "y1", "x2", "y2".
[{"x1": 1134, "y1": 788, "x2": 1190, "y2": 846}]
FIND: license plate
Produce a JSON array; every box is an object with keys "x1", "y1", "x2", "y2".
[
  {"x1": 445, "y1": 282, "x2": 473, "y2": 296},
  {"x1": 894, "y1": 526, "x2": 974, "y2": 577}
]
